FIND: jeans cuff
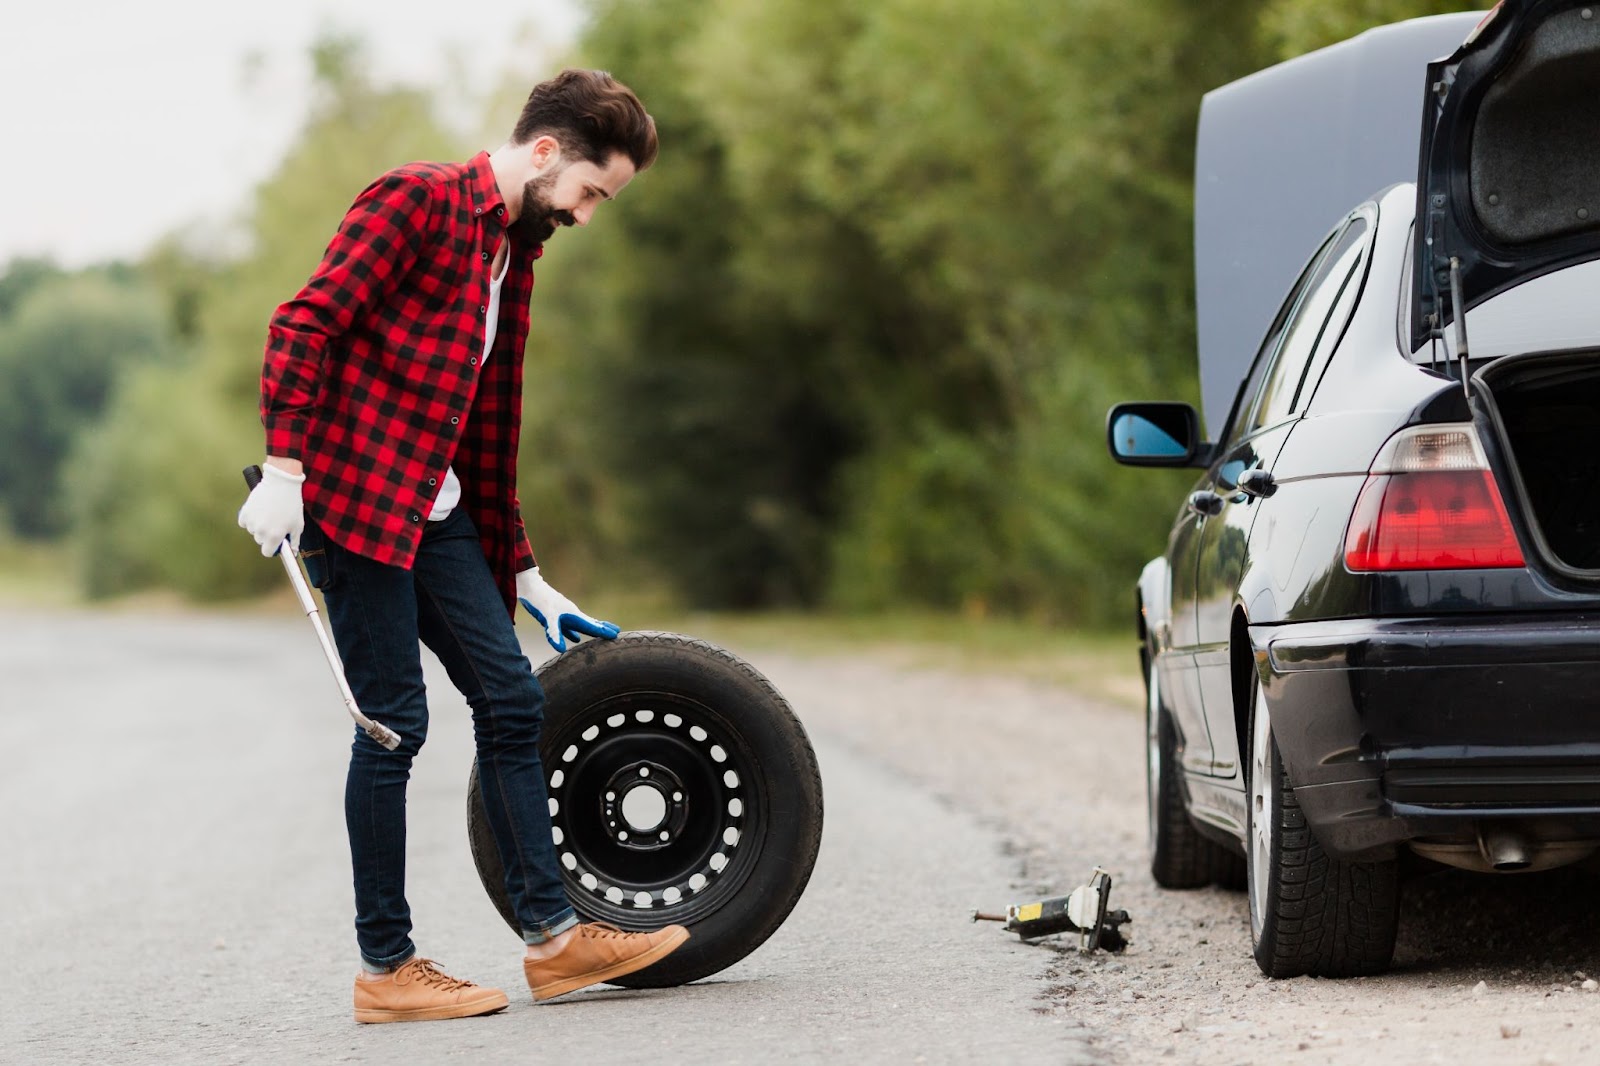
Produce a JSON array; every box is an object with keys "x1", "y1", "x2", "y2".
[
  {"x1": 359, "y1": 945, "x2": 417, "y2": 974},
  {"x1": 522, "y1": 908, "x2": 580, "y2": 945}
]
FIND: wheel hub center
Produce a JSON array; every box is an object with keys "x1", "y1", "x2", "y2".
[
  {"x1": 601, "y1": 761, "x2": 689, "y2": 850},
  {"x1": 620, "y1": 783, "x2": 668, "y2": 832}
]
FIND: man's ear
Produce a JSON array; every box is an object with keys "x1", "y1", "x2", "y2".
[{"x1": 529, "y1": 134, "x2": 562, "y2": 173}]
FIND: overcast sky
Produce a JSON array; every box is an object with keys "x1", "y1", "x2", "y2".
[{"x1": 0, "y1": 1, "x2": 584, "y2": 267}]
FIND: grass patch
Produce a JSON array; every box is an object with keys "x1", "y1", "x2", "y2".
[
  {"x1": 0, "y1": 549, "x2": 1144, "y2": 708},
  {"x1": 604, "y1": 599, "x2": 1144, "y2": 710},
  {"x1": 0, "y1": 538, "x2": 79, "y2": 608}
]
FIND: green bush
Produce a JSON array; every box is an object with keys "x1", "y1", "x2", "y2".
[
  {"x1": 0, "y1": 275, "x2": 172, "y2": 537},
  {"x1": 66, "y1": 363, "x2": 270, "y2": 601}
]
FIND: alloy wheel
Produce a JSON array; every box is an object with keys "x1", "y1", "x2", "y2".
[
  {"x1": 1248, "y1": 681, "x2": 1274, "y2": 938},
  {"x1": 1146, "y1": 662, "x2": 1162, "y2": 855}
]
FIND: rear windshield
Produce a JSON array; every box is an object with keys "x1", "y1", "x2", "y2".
[{"x1": 1410, "y1": 258, "x2": 1600, "y2": 361}]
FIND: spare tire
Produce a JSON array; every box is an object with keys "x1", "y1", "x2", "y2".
[{"x1": 467, "y1": 631, "x2": 824, "y2": 987}]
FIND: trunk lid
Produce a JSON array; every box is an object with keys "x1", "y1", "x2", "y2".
[{"x1": 1412, "y1": 0, "x2": 1600, "y2": 349}]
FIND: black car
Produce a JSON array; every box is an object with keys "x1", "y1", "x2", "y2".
[{"x1": 1110, "y1": 0, "x2": 1600, "y2": 978}]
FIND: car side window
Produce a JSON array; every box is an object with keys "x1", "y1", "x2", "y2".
[
  {"x1": 1248, "y1": 218, "x2": 1370, "y2": 432},
  {"x1": 1286, "y1": 216, "x2": 1372, "y2": 416},
  {"x1": 1213, "y1": 230, "x2": 1340, "y2": 453}
]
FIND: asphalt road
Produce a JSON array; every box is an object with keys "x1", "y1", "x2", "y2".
[{"x1": 0, "y1": 610, "x2": 1096, "y2": 1065}]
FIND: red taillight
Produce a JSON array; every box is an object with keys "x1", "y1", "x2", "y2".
[{"x1": 1343, "y1": 424, "x2": 1524, "y2": 572}]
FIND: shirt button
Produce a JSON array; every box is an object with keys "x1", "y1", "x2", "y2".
[
  {"x1": 450, "y1": 416, "x2": 460, "y2": 425},
  {"x1": 407, "y1": 511, "x2": 421, "y2": 523},
  {"x1": 470, "y1": 357, "x2": 478, "y2": 366},
  {"x1": 474, "y1": 207, "x2": 482, "y2": 215},
  {"x1": 427, "y1": 477, "x2": 437, "y2": 487},
  {"x1": 496, "y1": 206, "x2": 504, "y2": 215},
  {"x1": 481, "y1": 252, "x2": 489, "y2": 261},
  {"x1": 480, "y1": 306, "x2": 487, "y2": 314}
]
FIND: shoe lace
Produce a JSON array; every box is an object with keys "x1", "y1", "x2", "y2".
[
  {"x1": 403, "y1": 958, "x2": 473, "y2": 991},
  {"x1": 581, "y1": 922, "x2": 630, "y2": 939}
]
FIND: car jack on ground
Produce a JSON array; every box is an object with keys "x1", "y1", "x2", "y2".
[{"x1": 972, "y1": 867, "x2": 1131, "y2": 953}]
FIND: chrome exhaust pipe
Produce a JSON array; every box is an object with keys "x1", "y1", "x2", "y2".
[{"x1": 1478, "y1": 826, "x2": 1533, "y2": 871}]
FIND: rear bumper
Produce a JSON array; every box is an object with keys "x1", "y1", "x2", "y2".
[{"x1": 1253, "y1": 613, "x2": 1600, "y2": 860}]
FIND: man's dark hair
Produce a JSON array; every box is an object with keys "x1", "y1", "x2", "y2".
[{"x1": 512, "y1": 69, "x2": 658, "y2": 172}]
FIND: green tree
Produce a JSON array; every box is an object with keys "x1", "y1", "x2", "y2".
[
  {"x1": 0, "y1": 258, "x2": 63, "y2": 318},
  {"x1": 67, "y1": 360, "x2": 266, "y2": 599},
  {"x1": 801, "y1": 0, "x2": 1271, "y2": 618},
  {"x1": 201, "y1": 35, "x2": 462, "y2": 412},
  {"x1": 513, "y1": 0, "x2": 876, "y2": 607},
  {"x1": 1259, "y1": 0, "x2": 1476, "y2": 59},
  {"x1": 65, "y1": 36, "x2": 462, "y2": 599},
  {"x1": 548, "y1": 0, "x2": 1271, "y2": 620},
  {"x1": 64, "y1": 2, "x2": 1463, "y2": 617},
  {"x1": 0, "y1": 275, "x2": 172, "y2": 537}
]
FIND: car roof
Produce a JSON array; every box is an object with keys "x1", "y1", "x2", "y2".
[{"x1": 1194, "y1": 11, "x2": 1482, "y2": 438}]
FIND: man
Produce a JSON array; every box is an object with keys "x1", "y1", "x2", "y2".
[{"x1": 237, "y1": 69, "x2": 687, "y2": 1024}]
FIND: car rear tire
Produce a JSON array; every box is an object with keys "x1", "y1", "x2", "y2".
[
  {"x1": 467, "y1": 631, "x2": 824, "y2": 988},
  {"x1": 1247, "y1": 680, "x2": 1398, "y2": 977},
  {"x1": 1147, "y1": 651, "x2": 1241, "y2": 888}
]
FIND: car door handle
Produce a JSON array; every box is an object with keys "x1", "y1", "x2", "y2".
[
  {"x1": 1237, "y1": 469, "x2": 1276, "y2": 498},
  {"x1": 1187, "y1": 490, "x2": 1224, "y2": 517}
]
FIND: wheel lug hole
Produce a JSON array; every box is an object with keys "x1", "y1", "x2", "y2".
[
  {"x1": 618, "y1": 831, "x2": 629, "y2": 841},
  {"x1": 673, "y1": 792, "x2": 682, "y2": 802},
  {"x1": 639, "y1": 767, "x2": 650, "y2": 778}
]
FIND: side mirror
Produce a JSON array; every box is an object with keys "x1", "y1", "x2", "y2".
[{"x1": 1106, "y1": 402, "x2": 1208, "y2": 467}]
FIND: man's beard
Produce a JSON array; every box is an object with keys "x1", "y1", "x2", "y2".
[{"x1": 508, "y1": 171, "x2": 576, "y2": 246}]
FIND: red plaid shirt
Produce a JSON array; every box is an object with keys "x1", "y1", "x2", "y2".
[{"x1": 260, "y1": 151, "x2": 539, "y2": 616}]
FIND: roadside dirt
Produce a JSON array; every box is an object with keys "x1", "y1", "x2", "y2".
[{"x1": 749, "y1": 649, "x2": 1600, "y2": 1066}]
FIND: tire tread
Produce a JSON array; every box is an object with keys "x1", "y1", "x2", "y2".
[
  {"x1": 1254, "y1": 736, "x2": 1398, "y2": 978},
  {"x1": 468, "y1": 631, "x2": 823, "y2": 988},
  {"x1": 1150, "y1": 700, "x2": 1241, "y2": 889}
]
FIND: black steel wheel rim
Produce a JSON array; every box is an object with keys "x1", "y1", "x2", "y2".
[{"x1": 545, "y1": 690, "x2": 766, "y2": 928}]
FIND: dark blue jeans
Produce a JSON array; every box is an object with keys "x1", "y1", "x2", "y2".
[{"x1": 300, "y1": 507, "x2": 578, "y2": 971}]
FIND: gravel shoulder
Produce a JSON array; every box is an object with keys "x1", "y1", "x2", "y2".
[{"x1": 744, "y1": 644, "x2": 1600, "y2": 1066}]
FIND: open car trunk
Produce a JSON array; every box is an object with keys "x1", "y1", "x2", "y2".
[
  {"x1": 1412, "y1": 0, "x2": 1600, "y2": 350},
  {"x1": 1477, "y1": 352, "x2": 1600, "y2": 573}
]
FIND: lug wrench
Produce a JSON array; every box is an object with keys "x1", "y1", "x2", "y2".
[{"x1": 242, "y1": 466, "x2": 401, "y2": 750}]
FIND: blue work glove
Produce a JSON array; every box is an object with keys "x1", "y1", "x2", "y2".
[{"x1": 515, "y1": 567, "x2": 621, "y2": 653}]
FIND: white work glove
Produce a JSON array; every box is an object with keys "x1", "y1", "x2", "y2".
[
  {"x1": 236, "y1": 462, "x2": 306, "y2": 557},
  {"x1": 516, "y1": 567, "x2": 621, "y2": 653}
]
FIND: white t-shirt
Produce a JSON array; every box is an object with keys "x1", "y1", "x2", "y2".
[{"x1": 428, "y1": 250, "x2": 510, "y2": 521}]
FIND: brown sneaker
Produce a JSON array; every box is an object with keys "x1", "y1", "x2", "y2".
[
  {"x1": 523, "y1": 922, "x2": 690, "y2": 1001},
  {"x1": 353, "y1": 957, "x2": 509, "y2": 1023}
]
